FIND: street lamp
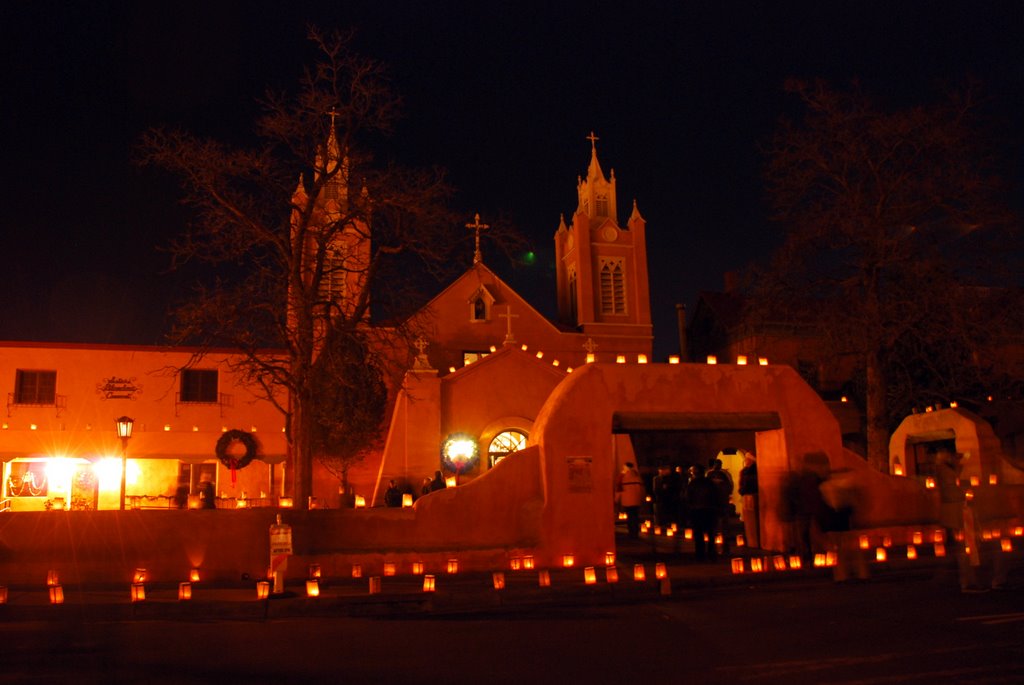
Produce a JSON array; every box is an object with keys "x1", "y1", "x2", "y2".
[{"x1": 115, "y1": 416, "x2": 134, "y2": 511}]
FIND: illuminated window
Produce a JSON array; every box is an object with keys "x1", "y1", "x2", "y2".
[
  {"x1": 488, "y1": 430, "x2": 528, "y2": 467},
  {"x1": 14, "y1": 370, "x2": 57, "y2": 405},
  {"x1": 5, "y1": 461, "x2": 48, "y2": 497},
  {"x1": 463, "y1": 351, "x2": 490, "y2": 365},
  {"x1": 599, "y1": 258, "x2": 626, "y2": 315},
  {"x1": 180, "y1": 369, "x2": 218, "y2": 403}
]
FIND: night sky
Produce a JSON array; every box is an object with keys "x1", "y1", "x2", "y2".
[{"x1": 2, "y1": 1, "x2": 1022, "y2": 359}]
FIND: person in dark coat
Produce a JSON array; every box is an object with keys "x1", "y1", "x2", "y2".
[
  {"x1": 384, "y1": 480, "x2": 402, "y2": 507},
  {"x1": 429, "y1": 470, "x2": 447, "y2": 492},
  {"x1": 685, "y1": 464, "x2": 720, "y2": 561},
  {"x1": 738, "y1": 455, "x2": 759, "y2": 548}
]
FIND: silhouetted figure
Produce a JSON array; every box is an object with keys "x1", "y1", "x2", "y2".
[
  {"x1": 173, "y1": 478, "x2": 189, "y2": 509},
  {"x1": 652, "y1": 465, "x2": 678, "y2": 527},
  {"x1": 685, "y1": 464, "x2": 720, "y2": 561},
  {"x1": 429, "y1": 470, "x2": 447, "y2": 492},
  {"x1": 199, "y1": 480, "x2": 216, "y2": 509},
  {"x1": 421, "y1": 477, "x2": 433, "y2": 497},
  {"x1": 384, "y1": 480, "x2": 402, "y2": 507},
  {"x1": 738, "y1": 456, "x2": 759, "y2": 548},
  {"x1": 706, "y1": 458, "x2": 734, "y2": 553}
]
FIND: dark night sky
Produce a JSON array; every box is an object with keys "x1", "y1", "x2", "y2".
[{"x1": 2, "y1": 1, "x2": 1022, "y2": 359}]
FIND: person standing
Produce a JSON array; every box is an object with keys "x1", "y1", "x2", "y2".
[
  {"x1": 685, "y1": 464, "x2": 720, "y2": 561},
  {"x1": 652, "y1": 465, "x2": 678, "y2": 528},
  {"x1": 706, "y1": 458, "x2": 734, "y2": 554},
  {"x1": 616, "y1": 462, "x2": 647, "y2": 539},
  {"x1": 738, "y1": 455, "x2": 759, "y2": 548}
]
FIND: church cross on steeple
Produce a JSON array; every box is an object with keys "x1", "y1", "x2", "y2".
[
  {"x1": 586, "y1": 131, "x2": 599, "y2": 150},
  {"x1": 466, "y1": 213, "x2": 490, "y2": 265}
]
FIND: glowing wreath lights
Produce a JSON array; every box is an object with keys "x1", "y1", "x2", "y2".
[{"x1": 441, "y1": 433, "x2": 480, "y2": 474}]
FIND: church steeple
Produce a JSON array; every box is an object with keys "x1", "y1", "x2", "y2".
[
  {"x1": 575, "y1": 131, "x2": 617, "y2": 222},
  {"x1": 554, "y1": 133, "x2": 651, "y2": 342}
]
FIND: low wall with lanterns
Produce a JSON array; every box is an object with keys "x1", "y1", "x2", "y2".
[{"x1": 0, "y1": 446, "x2": 547, "y2": 585}]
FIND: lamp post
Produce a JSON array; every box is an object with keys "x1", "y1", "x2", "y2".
[{"x1": 116, "y1": 416, "x2": 134, "y2": 511}]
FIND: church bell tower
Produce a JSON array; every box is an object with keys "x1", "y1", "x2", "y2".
[{"x1": 554, "y1": 134, "x2": 652, "y2": 348}]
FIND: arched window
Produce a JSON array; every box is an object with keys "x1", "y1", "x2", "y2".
[
  {"x1": 488, "y1": 430, "x2": 528, "y2": 467},
  {"x1": 599, "y1": 258, "x2": 626, "y2": 314}
]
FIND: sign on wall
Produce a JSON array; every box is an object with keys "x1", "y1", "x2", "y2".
[
  {"x1": 96, "y1": 376, "x2": 142, "y2": 400},
  {"x1": 566, "y1": 456, "x2": 593, "y2": 493}
]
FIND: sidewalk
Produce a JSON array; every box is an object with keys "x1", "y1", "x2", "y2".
[{"x1": 0, "y1": 530, "x2": 974, "y2": 622}]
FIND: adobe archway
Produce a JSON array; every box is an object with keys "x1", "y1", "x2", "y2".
[{"x1": 531, "y1": 362, "x2": 849, "y2": 562}]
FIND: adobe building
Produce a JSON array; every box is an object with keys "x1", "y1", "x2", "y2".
[{"x1": 2, "y1": 135, "x2": 1020, "y2": 585}]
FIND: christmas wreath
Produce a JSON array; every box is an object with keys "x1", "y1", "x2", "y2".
[{"x1": 216, "y1": 429, "x2": 258, "y2": 471}]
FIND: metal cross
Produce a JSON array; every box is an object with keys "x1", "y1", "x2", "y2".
[
  {"x1": 466, "y1": 213, "x2": 490, "y2": 265},
  {"x1": 583, "y1": 337, "x2": 599, "y2": 354},
  {"x1": 586, "y1": 131, "x2": 599, "y2": 150}
]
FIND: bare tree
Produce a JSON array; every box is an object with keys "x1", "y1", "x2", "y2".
[
  {"x1": 752, "y1": 79, "x2": 1019, "y2": 470},
  {"x1": 139, "y1": 29, "x2": 462, "y2": 507}
]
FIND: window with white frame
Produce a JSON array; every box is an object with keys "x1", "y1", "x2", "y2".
[{"x1": 599, "y1": 258, "x2": 626, "y2": 315}]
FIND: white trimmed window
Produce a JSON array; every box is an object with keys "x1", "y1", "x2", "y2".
[{"x1": 599, "y1": 258, "x2": 626, "y2": 315}]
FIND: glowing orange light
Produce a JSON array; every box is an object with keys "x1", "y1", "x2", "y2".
[
  {"x1": 562, "y1": 554, "x2": 575, "y2": 568},
  {"x1": 826, "y1": 551, "x2": 837, "y2": 567},
  {"x1": 190, "y1": 568, "x2": 201, "y2": 583},
  {"x1": 706, "y1": 355, "x2": 717, "y2": 365},
  {"x1": 49, "y1": 585, "x2": 64, "y2": 604},
  {"x1": 131, "y1": 583, "x2": 146, "y2": 603},
  {"x1": 736, "y1": 534, "x2": 746, "y2": 547},
  {"x1": 684, "y1": 528, "x2": 693, "y2": 540},
  {"x1": 178, "y1": 582, "x2": 192, "y2": 601},
  {"x1": 655, "y1": 563, "x2": 667, "y2": 579},
  {"x1": 933, "y1": 529, "x2": 946, "y2": 543},
  {"x1": 351, "y1": 564, "x2": 362, "y2": 578},
  {"x1": 309, "y1": 564, "x2": 321, "y2": 579},
  {"x1": 447, "y1": 559, "x2": 459, "y2": 574},
  {"x1": 618, "y1": 511, "x2": 628, "y2": 521},
  {"x1": 788, "y1": 555, "x2": 802, "y2": 570},
  {"x1": 736, "y1": 355, "x2": 748, "y2": 365},
  {"x1": 493, "y1": 572, "x2": 506, "y2": 590},
  {"x1": 523, "y1": 556, "x2": 535, "y2": 570},
  {"x1": 616, "y1": 355, "x2": 626, "y2": 364},
  {"x1": 731, "y1": 558, "x2": 745, "y2": 574},
  {"x1": 989, "y1": 474, "x2": 998, "y2": 485},
  {"x1": 859, "y1": 535, "x2": 870, "y2": 550},
  {"x1": 893, "y1": 464, "x2": 904, "y2": 476},
  {"x1": 637, "y1": 354, "x2": 648, "y2": 364},
  {"x1": 633, "y1": 564, "x2": 646, "y2": 582},
  {"x1": 758, "y1": 357, "x2": 768, "y2": 366},
  {"x1": 605, "y1": 552, "x2": 616, "y2": 566},
  {"x1": 584, "y1": 567, "x2": 597, "y2": 585},
  {"x1": 538, "y1": 570, "x2": 551, "y2": 587},
  {"x1": 423, "y1": 575, "x2": 436, "y2": 592},
  {"x1": 883, "y1": 536, "x2": 892, "y2": 548},
  {"x1": 412, "y1": 561, "x2": 425, "y2": 575},
  {"x1": 750, "y1": 558, "x2": 764, "y2": 573},
  {"x1": 773, "y1": 556, "x2": 787, "y2": 571},
  {"x1": 368, "y1": 577, "x2": 381, "y2": 595},
  {"x1": 925, "y1": 477, "x2": 936, "y2": 489},
  {"x1": 912, "y1": 531, "x2": 923, "y2": 545},
  {"x1": 1001, "y1": 539, "x2": 1013, "y2": 553},
  {"x1": 47, "y1": 570, "x2": 60, "y2": 587},
  {"x1": 0, "y1": 586, "x2": 8, "y2": 604},
  {"x1": 1014, "y1": 527, "x2": 1023, "y2": 537},
  {"x1": 535, "y1": 351, "x2": 544, "y2": 359},
  {"x1": 256, "y1": 581, "x2": 270, "y2": 600},
  {"x1": 813, "y1": 554, "x2": 826, "y2": 568},
  {"x1": 383, "y1": 562, "x2": 396, "y2": 577},
  {"x1": 906, "y1": 545, "x2": 917, "y2": 560},
  {"x1": 586, "y1": 353, "x2": 596, "y2": 363},
  {"x1": 668, "y1": 355, "x2": 680, "y2": 364}
]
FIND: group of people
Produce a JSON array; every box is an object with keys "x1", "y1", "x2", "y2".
[
  {"x1": 617, "y1": 456, "x2": 759, "y2": 562},
  {"x1": 383, "y1": 471, "x2": 447, "y2": 507}
]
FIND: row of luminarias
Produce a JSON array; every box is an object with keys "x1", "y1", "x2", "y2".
[
  {"x1": 9, "y1": 527, "x2": 1021, "y2": 606},
  {"x1": 449, "y1": 345, "x2": 771, "y2": 375}
]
